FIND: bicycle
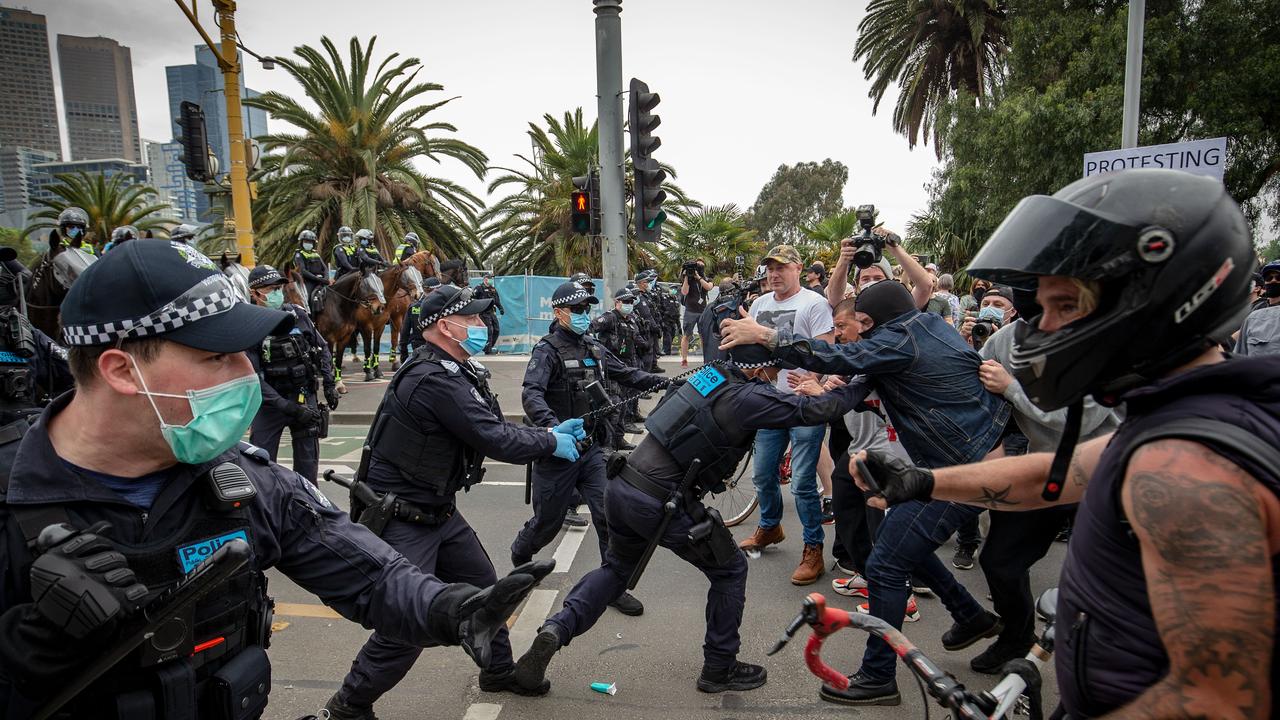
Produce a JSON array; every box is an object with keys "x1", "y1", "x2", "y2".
[
  {"x1": 704, "y1": 445, "x2": 792, "y2": 527},
  {"x1": 768, "y1": 589, "x2": 1058, "y2": 720}
]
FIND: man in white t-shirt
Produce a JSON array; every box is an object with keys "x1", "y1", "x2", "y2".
[{"x1": 737, "y1": 244, "x2": 835, "y2": 585}]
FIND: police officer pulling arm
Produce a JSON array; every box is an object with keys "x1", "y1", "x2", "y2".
[{"x1": 0, "y1": 240, "x2": 552, "y2": 719}]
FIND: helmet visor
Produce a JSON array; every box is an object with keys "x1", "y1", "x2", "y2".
[{"x1": 967, "y1": 195, "x2": 1150, "y2": 290}]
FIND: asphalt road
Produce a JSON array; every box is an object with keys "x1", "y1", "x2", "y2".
[{"x1": 261, "y1": 353, "x2": 1066, "y2": 720}]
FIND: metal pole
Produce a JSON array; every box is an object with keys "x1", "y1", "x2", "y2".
[
  {"x1": 214, "y1": 0, "x2": 256, "y2": 264},
  {"x1": 1121, "y1": 0, "x2": 1145, "y2": 149},
  {"x1": 594, "y1": 0, "x2": 627, "y2": 301}
]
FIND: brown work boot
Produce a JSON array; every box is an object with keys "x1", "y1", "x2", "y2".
[
  {"x1": 738, "y1": 524, "x2": 785, "y2": 552},
  {"x1": 791, "y1": 543, "x2": 826, "y2": 585}
]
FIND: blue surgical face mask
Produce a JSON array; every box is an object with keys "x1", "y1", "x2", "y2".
[
  {"x1": 569, "y1": 311, "x2": 591, "y2": 335},
  {"x1": 445, "y1": 319, "x2": 488, "y2": 356},
  {"x1": 360, "y1": 238, "x2": 370, "y2": 247},
  {"x1": 265, "y1": 288, "x2": 285, "y2": 309},
  {"x1": 978, "y1": 306, "x2": 1005, "y2": 323},
  {"x1": 64, "y1": 225, "x2": 85, "y2": 240},
  {"x1": 131, "y1": 355, "x2": 263, "y2": 465},
  {"x1": 302, "y1": 242, "x2": 315, "y2": 251},
  {"x1": 619, "y1": 303, "x2": 634, "y2": 316}
]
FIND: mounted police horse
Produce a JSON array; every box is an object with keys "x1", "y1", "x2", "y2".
[
  {"x1": 25, "y1": 238, "x2": 96, "y2": 340},
  {"x1": 217, "y1": 252, "x2": 252, "y2": 304},
  {"x1": 313, "y1": 268, "x2": 385, "y2": 382},
  {"x1": 378, "y1": 251, "x2": 438, "y2": 371}
]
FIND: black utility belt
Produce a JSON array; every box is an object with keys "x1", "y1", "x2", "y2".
[
  {"x1": 390, "y1": 498, "x2": 455, "y2": 527},
  {"x1": 618, "y1": 463, "x2": 681, "y2": 502}
]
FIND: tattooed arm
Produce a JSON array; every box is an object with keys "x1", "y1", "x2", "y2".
[
  {"x1": 854, "y1": 433, "x2": 1111, "y2": 511},
  {"x1": 1106, "y1": 439, "x2": 1277, "y2": 720}
]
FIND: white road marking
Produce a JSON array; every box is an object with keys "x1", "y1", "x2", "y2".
[
  {"x1": 461, "y1": 702, "x2": 503, "y2": 720},
  {"x1": 550, "y1": 511, "x2": 590, "y2": 574},
  {"x1": 507, "y1": 588, "x2": 560, "y2": 656}
]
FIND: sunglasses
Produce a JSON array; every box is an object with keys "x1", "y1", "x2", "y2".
[{"x1": 566, "y1": 303, "x2": 593, "y2": 314}]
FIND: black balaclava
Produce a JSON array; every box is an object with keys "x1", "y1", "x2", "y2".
[{"x1": 854, "y1": 280, "x2": 917, "y2": 334}]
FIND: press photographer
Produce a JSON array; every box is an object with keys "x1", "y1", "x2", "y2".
[
  {"x1": 824, "y1": 206, "x2": 934, "y2": 311},
  {"x1": 680, "y1": 259, "x2": 713, "y2": 367}
]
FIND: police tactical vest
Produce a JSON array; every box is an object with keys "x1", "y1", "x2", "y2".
[
  {"x1": 642, "y1": 363, "x2": 751, "y2": 495},
  {"x1": 368, "y1": 350, "x2": 492, "y2": 497},
  {"x1": 260, "y1": 332, "x2": 312, "y2": 394},
  {"x1": 541, "y1": 332, "x2": 605, "y2": 422},
  {"x1": 0, "y1": 445, "x2": 273, "y2": 719}
]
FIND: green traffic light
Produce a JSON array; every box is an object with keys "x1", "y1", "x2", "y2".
[{"x1": 645, "y1": 210, "x2": 667, "y2": 230}]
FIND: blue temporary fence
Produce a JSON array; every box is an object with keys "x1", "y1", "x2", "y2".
[{"x1": 470, "y1": 275, "x2": 605, "y2": 354}]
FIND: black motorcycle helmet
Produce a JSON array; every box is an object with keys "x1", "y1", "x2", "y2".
[{"x1": 968, "y1": 169, "x2": 1253, "y2": 411}]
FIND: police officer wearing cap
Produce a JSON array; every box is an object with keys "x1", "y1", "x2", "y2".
[
  {"x1": 333, "y1": 226, "x2": 359, "y2": 280},
  {"x1": 325, "y1": 285, "x2": 586, "y2": 718},
  {"x1": 292, "y1": 230, "x2": 329, "y2": 311},
  {"x1": 512, "y1": 281, "x2": 665, "y2": 616},
  {"x1": 589, "y1": 287, "x2": 642, "y2": 448},
  {"x1": 472, "y1": 272, "x2": 504, "y2": 355},
  {"x1": 55, "y1": 207, "x2": 96, "y2": 255},
  {"x1": 399, "y1": 277, "x2": 440, "y2": 362},
  {"x1": 514, "y1": 345, "x2": 872, "y2": 695},
  {"x1": 0, "y1": 239, "x2": 554, "y2": 720},
  {"x1": 244, "y1": 264, "x2": 337, "y2": 485},
  {"x1": 632, "y1": 272, "x2": 663, "y2": 373},
  {"x1": 394, "y1": 232, "x2": 421, "y2": 264}
]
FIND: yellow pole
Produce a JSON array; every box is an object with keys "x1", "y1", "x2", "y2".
[{"x1": 213, "y1": 0, "x2": 256, "y2": 266}]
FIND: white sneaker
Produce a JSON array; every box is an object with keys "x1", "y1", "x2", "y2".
[
  {"x1": 832, "y1": 573, "x2": 869, "y2": 597},
  {"x1": 855, "y1": 595, "x2": 921, "y2": 623}
]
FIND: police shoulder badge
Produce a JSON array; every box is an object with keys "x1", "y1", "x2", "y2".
[{"x1": 440, "y1": 359, "x2": 460, "y2": 373}]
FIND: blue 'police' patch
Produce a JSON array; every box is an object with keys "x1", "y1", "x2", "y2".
[
  {"x1": 0, "y1": 351, "x2": 28, "y2": 365},
  {"x1": 583, "y1": 357, "x2": 597, "y2": 366},
  {"x1": 688, "y1": 366, "x2": 726, "y2": 397},
  {"x1": 176, "y1": 530, "x2": 249, "y2": 574}
]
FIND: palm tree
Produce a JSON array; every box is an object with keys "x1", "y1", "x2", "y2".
[
  {"x1": 22, "y1": 171, "x2": 172, "y2": 248},
  {"x1": 853, "y1": 0, "x2": 1009, "y2": 150},
  {"x1": 245, "y1": 36, "x2": 487, "y2": 266},
  {"x1": 799, "y1": 208, "x2": 864, "y2": 268},
  {"x1": 661, "y1": 204, "x2": 761, "y2": 279},
  {"x1": 478, "y1": 108, "x2": 694, "y2": 276}
]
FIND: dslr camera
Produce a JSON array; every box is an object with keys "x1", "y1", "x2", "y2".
[
  {"x1": 970, "y1": 315, "x2": 1002, "y2": 350},
  {"x1": 851, "y1": 204, "x2": 884, "y2": 269},
  {"x1": 682, "y1": 260, "x2": 703, "y2": 278}
]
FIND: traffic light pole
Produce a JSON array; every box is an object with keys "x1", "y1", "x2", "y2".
[
  {"x1": 593, "y1": 0, "x2": 627, "y2": 302},
  {"x1": 174, "y1": 0, "x2": 256, "y2": 265}
]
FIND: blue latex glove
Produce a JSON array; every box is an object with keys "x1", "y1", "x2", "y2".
[
  {"x1": 552, "y1": 432, "x2": 581, "y2": 462},
  {"x1": 553, "y1": 418, "x2": 587, "y2": 441}
]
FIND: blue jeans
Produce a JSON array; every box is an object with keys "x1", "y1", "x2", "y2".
[
  {"x1": 861, "y1": 500, "x2": 988, "y2": 682},
  {"x1": 752, "y1": 424, "x2": 826, "y2": 546}
]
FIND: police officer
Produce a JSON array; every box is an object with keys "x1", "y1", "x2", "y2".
[
  {"x1": 245, "y1": 264, "x2": 337, "y2": 484},
  {"x1": 511, "y1": 281, "x2": 666, "y2": 616},
  {"x1": 632, "y1": 272, "x2": 663, "y2": 373},
  {"x1": 333, "y1": 226, "x2": 359, "y2": 280},
  {"x1": 102, "y1": 225, "x2": 138, "y2": 254},
  {"x1": 472, "y1": 271, "x2": 505, "y2": 355},
  {"x1": 589, "y1": 287, "x2": 642, "y2": 448},
  {"x1": 168, "y1": 223, "x2": 197, "y2": 245},
  {"x1": 399, "y1": 277, "x2": 440, "y2": 362},
  {"x1": 55, "y1": 207, "x2": 96, "y2": 255},
  {"x1": 0, "y1": 239, "x2": 553, "y2": 720},
  {"x1": 325, "y1": 285, "x2": 587, "y2": 718},
  {"x1": 658, "y1": 279, "x2": 680, "y2": 355},
  {"x1": 354, "y1": 229, "x2": 387, "y2": 271},
  {"x1": 293, "y1": 230, "x2": 329, "y2": 312},
  {"x1": 514, "y1": 345, "x2": 873, "y2": 694},
  {"x1": 394, "y1": 231, "x2": 421, "y2": 264}
]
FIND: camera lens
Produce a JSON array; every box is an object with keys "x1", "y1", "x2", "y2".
[
  {"x1": 972, "y1": 322, "x2": 992, "y2": 340},
  {"x1": 853, "y1": 243, "x2": 878, "y2": 269}
]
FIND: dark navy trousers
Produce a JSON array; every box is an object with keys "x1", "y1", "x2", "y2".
[
  {"x1": 337, "y1": 511, "x2": 512, "y2": 707},
  {"x1": 511, "y1": 444, "x2": 609, "y2": 562},
  {"x1": 544, "y1": 479, "x2": 749, "y2": 672},
  {"x1": 249, "y1": 392, "x2": 320, "y2": 483}
]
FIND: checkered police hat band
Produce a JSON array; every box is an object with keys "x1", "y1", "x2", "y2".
[
  {"x1": 249, "y1": 269, "x2": 284, "y2": 288},
  {"x1": 554, "y1": 288, "x2": 593, "y2": 307},
  {"x1": 417, "y1": 287, "x2": 475, "y2": 330},
  {"x1": 62, "y1": 274, "x2": 240, "y2": 346}
]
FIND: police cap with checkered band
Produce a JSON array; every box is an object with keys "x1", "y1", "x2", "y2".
[
  {"x1": 551, "y1": 281, "x2": 599, "y2": 308},
  {"x1": 60, "y1": 239, "x2": 293, "y2": 353},
  {"x1": 415, "y1": 284, "x2": 493, "y2": 330}
]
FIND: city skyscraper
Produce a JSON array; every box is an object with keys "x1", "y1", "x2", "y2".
[
  {"x1": 165, "y1": 45, "x2": 268, "y2": 221},
  {"x1": 57, "y1": 34, "x2": 142, "y2": 162},
  {"x1": 0, "y1": 145, "x2": 58, "y2": 214},
  {"x1": 145, "y1": 138, "x2": 199, "y2": 222},
  {"x1": 0, "y1": 6, "x2": 61, "y2": 157}
]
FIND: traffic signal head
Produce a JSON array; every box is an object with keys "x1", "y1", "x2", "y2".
[
  {"x1": 629, "y1": 78, "x2": 666, "y2": 242},
  {"x1": 571, "y1": 172, "x2": 601, "y2": 236},
  {"x1": 177, "y1": 101, "x2": 212, "y2": 183}
]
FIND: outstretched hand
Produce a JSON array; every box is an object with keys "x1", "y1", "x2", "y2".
[{"x1": 718, "y1": 312, "x2": 774, "y2": 350}]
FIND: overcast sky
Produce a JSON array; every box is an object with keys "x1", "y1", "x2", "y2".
[{"x1": 32, "y1": 0, "x2": 939, "y2": 236}]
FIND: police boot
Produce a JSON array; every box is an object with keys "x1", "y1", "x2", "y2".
[
  {"x1": 608, "y1": 591, "x2": 644, "y2": 616},
  {"x1": 479, "y1": 668, "x2": 551, "y2": 697},
  {"x1": 514, "y1": 626, "x2": 563, "y2": 693},
  {"x1": 697, "y1": 661, "x2": 768, "y2": 693},
  {"x1": 321, "y1": 693, "x2": 378, "y2": 720}
]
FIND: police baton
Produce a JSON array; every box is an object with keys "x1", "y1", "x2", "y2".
[
  {"x1": 33, "y1": 539, "x2": 253, "y2": 720},
  {"x1": 627, "y1": 458, "x2": 701, "y2": 591}
]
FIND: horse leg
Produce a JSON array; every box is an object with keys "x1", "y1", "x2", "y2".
[
  {"x1": 389, "y1": 315, "x2": 401, "y2": 372},
  {"x1": 361, "y1": 326, "x2": 374, "y2": 382}
]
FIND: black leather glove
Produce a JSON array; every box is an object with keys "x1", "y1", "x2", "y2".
[
  {"x1": 29, "y1": 522, "x2": 149, "y2": 639},
  {"x1": 324, "y1": 387, "x2": 340, "y2": 410},
  {"x1": 859, "y1": 450, "x2": 935, "y2": 505},
  {"x1": 426, "y1": 560, "x2": 555, "y2": 669},
  {"x1": 291, "y1": 403, "x2": 322, "y2": 429}
]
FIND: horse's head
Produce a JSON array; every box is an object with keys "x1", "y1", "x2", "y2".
[
  {"x1": 49, "y1": 246, "x2": 95, "y2": 292},
  {"x1": 361, "y1": 267, "x2": 386, "y2": 316},
  {"x1": 400, "y1": 264, "x2": 424, "y2": 301},
  {"x1": 221, "y1": 261, "x2": 252, "y2": 304}
]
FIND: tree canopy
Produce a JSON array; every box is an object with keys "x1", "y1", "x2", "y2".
[{"x1": 746, "y1": 159, "x2": 849, "y2": 252}]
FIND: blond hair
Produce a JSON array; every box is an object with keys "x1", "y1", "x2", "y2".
[{"x1": 1072, "y1": 278, "x2": 1102, "y2": 316}]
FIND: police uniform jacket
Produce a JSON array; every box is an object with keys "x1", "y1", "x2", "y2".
[
  {"x1": 333, "y1": 244, "x2": 359, "y2": 278},
  {"x1": 246, "y1": 304, "x2": 334, "y2": 416},
  {"x1": 472, "y1": 284, "x2": 503, "y2": 316},
  {"x1": 522, "y1": 325, "x2": 663, "y2": 428},
  {"x1": 588, "y1": 310, "x2": 632, "y2": 362},
  {"x1": 293, "y1": 249, "x2": 329, "y2": 287},
  {"x1": 0, "y1": 393, "x2": 456, "y2": 714},
  {"x1": 367, "y1": 342, "x2": 557, "y2": 508},
  {"x1": 356, "y1": 247, "x2": 387, "y2": 272}
]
